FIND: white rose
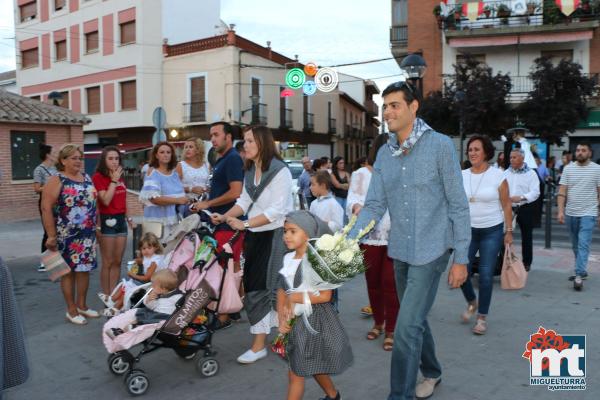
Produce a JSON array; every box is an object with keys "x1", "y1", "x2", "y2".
[
  {"x1": 316, "y1": 234, "x2": 336, "y2": 251},
  {"x1": 338, "y1": 249, "x2": 354, "y2": 264},
  {"x1": 351, "y1": 243, "x2": 360, "y2": 253}
]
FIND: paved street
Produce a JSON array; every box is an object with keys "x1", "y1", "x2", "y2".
[{"x1": 1, "y1": 219, "x2": 599, "y2": 400}]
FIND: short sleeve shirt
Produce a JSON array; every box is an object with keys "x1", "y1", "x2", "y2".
[
  {"x1": 33, "y1": 163, "x2": 57, "y2": 185},
  {"x1": 559, "y1": 162, "x2": 600, "y2": 217},
  {"x1": 208, "y1": 148, "x2": 244, "y2": 215},
  {"x1": 92, "y1": 172, "x2": 127, "y2": 215}
]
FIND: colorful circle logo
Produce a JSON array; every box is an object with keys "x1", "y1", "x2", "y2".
[
  {"x1": 304, "y1": 62, "x2": 318, "y2": 77},
  {"x1": 286, "y1": 68, "x2": 306, "y2": 89},
  {"x1": 303, "y1": 81, "x2": 317, "y2": 96},
  {"x1": 315, "y1": 67, "x2": 339, "y2": 93}
]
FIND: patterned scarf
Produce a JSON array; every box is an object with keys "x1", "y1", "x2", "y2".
[
  {"x1": 509, "y1": 162, "x2": 531, "y2": 174},
  {"x1": 244, "y1": 158, "x2": 287, "y2": 207},
  {"x1": 387, "y1": 118, "x2": 432, "y2": 157}
]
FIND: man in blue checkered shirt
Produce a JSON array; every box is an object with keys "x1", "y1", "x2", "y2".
[{"x1": 349, "y1": 81, "x2": 471, "y2": 400}]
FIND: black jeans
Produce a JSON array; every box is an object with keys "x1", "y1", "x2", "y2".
[
  {"x1": 38, "y1": 195, "x2": 48, "y2": 253},
  {"x1": 516, "y1": 203, "x2": 535, "y2": 267}
]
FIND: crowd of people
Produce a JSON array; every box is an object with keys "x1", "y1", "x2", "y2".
[{"x1": 27, "y1": 79, "x2": 600, "y2": 399}]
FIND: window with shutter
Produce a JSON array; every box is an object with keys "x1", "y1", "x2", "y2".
[
  {"x1": 120, "y1": 21, "x2": 136, "y2": 45},
  {"x1": 55, "y1": 40, "x2": 67, "y2": 61},
  {"x1": 85, "y1": 31, "x2": 99, "y2": 53},
  {"x1": 21, "y1": 48, "x2": 39, "y2": 68},
  {"x1": 54, "y1": 0, "x2": 65, "y2": 11},
  {"x1": 20, "y1": 2, "x2": 37, "y2": 22},
  {"x1": 189, "y1": 76, "x2": 206, "y2": 122},
  {"x1": 30, "y1": 95, "x2": 41, "y2": 102},
  {"x1": 60, "y1": 91, "x2": 69, "y2": 109},
  {"x1": 87, "y1": 86, "x2": 100, "y2": 114},
  {"x1": 120, "y1": 80, "x2": 136, "y2": 110}
]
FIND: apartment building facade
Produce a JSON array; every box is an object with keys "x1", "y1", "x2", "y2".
[
  {"x1": 14, "y1": 0, "x2": 225, "y2": 146},
  {"x1": 391, "y1": 0, "x2": 600, "y2": 156},
  {"x1": 162, "y1": 30, "x2": 380, "y2": 161}
]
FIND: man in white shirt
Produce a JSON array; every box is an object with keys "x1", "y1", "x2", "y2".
[
  {"x1": 504, "y1": 149, "x2": 540, "y2": 271},
  {"x1": 557, "y1": 142, "x2": 600, "y2": 290}
]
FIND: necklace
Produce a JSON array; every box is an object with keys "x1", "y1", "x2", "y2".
[{"x1": 469, "y1": 166, "x2": 489, "y2": 203}]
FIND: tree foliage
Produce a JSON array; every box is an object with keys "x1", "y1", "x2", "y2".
[
  {"x1": 517, "y1": 57, "x2": 597, "y2": 145},
  {"x1": 419, "y1": 54, "x2": 514, "y2": 140}
]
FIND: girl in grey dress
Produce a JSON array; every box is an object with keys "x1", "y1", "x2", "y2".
[{"x1": 277, "y1": 211, "x2": 352, "y2": 400}]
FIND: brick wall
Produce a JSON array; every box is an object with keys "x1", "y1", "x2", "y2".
[
  {"x1": 409, "y1": 0, "x2": 443, "y2": 95},
  {"x1": 126, "y1": 190, "x2": 143, "y2": 217},
  {"x1": 0, "y1": 123, "x2": 84, "y2": 222},
  {"x1": 590, "y1": 27, "x2": 600, "y2": 76}
]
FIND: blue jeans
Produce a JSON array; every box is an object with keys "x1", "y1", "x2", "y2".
[
  {"x1": 388, "y1": 251, "x2": 450, "y2": 400},
  {"x1": 566, "y1": 215, "x2": 597, "y2": 276},
  {"x1": 335, "y1": 196, "x2": 348, "y2": 225},
  {"x1": 461, "y1": 223, "x2": 504, "y2": 316}
]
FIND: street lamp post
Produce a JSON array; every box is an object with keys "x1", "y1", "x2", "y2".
[
  {"x1": 400, "y1": 53, "x2": 427, "y2": 96},
  {"x1": 454, "y1": 90, "x2": 466, "y2": 164}
]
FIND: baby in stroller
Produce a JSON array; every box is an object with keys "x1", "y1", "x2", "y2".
[
  {"x1": 105, "y1": 269, "x2": 182, "y2": 339},
  {"x1": 99, "y1": 233, "x2": 164, "y2": 316}
]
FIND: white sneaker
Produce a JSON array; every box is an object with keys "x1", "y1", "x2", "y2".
[
  {"x1": 415, "y1": 376, "x2": 441, "y2": 400},
  {"x1": 236, "y1": 348, "x2": 267, "y2": 364}
]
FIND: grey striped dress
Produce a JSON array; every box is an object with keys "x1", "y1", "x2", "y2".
[{"x1": 280, "y1": 255, "x2": 353, "y2": 377}]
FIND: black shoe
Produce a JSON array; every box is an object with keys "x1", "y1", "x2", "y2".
[
  {"x1": 212, "y1": 319, "x2": 232, "y2": 331},
  {"x1": 229, "y1": 312, "x2": 242, "y2": 322},
  {"x1": 568, "y1": 273, "x2": 588, "y2": 281},
  {"x1": 574, "y1": 276, "x2": 583, "y2": 291},
  {"x1": 319, "y1": 392, "x2": 340, "y2": 400}
]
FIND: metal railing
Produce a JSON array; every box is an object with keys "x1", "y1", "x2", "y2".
[
  {"x1": 252, "y1": 103, "x2": 268, "y2": 125},
  {"x1": 123, "y1": 170, "x2": 143, "y2": 191},
  {"x1": 440, "y1": 0, "x2": 600, "y2": 31},
  {"x1": 365, "y1": 99, "x2": 378, "y2": 116},
  {"x1": 344, "y1": 124, "x2": 351, "y2": 138},
  {"x1": 390, "y1": 25, "x2": 408, "y2": 46},
  {"x1": 280, "y1": 108, "x2": 293, "y2": 129},
  {"x1": 182, "y1": 101, "x2": 206, "y2": 123},
  {"x1": 328, "y1": 118, "x2": 336, "y2": 134},
  {"x1": 304, "y1": 112, "x2": 314, "y2": 131}
]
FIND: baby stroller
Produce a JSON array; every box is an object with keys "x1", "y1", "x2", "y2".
[{"x1": 104, "y1": 226, "x2": 241, "y2": 396}]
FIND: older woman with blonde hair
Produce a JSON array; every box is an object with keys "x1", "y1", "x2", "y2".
[
  {"x1": 176, "y1": 138, "x2": 210, "y2": 217},
  {"x1": 41, "y1": 144, "x2": 99, "y2": 325}
]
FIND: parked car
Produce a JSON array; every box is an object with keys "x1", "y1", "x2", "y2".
[{"x1": 285, "y1": 160, "x2": 306, "y2": 210}]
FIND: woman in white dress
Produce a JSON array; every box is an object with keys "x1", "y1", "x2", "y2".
[{"x1": 176, "y1": 138, "x2": 210, "y2": 217}]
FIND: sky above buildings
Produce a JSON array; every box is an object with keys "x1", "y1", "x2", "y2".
[{"x1": 0, "y1": 0, "x2": 403, "y2": 96}]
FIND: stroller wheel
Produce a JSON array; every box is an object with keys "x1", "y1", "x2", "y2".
[
  {"x1": 125, "y1": 369, "x2": 149, "y2": 396},
  {"x1": 108, "y1": 351, "x2": 133, "y2": 375},
  {"x1": 196, "y1": 357, "x2": 219, "y2": 377},
  {"x1": 173, "y1": 347, "x2": 197, "y2": 360}
]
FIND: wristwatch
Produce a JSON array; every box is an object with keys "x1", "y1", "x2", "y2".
[
  {"x1": 243, "y1": 221, "x2": 250, "y2": 230},
  {"x1": 520, "y1": 195, "x2": 526, "y2": 202}
]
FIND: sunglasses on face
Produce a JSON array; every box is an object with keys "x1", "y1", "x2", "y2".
[{"x1": 386, "y1": 80, "x2": 416, "y2": 96}]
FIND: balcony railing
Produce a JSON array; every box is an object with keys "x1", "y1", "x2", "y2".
[
  {"x1": 365, "y1": 125, "x2": 379, "y2": 138},
  {"x1": 328, "y1": 118, "x2": 336, "y2": 134},
  {"x1": 304, "y1": 112, "x2": 314, "y2": 132},
  {"x1": 252, "y1": 103, "x2": 268, "y2": 125},
  {"x1": 344, "y1": 124, "x2": 351, "y2": 138},
  {"x1": 443, "y1": 73, "x2": 599, "y2": 102},
  {"x1": 390, "y1": 25, "x2": 408, "y2": 46},
  {"x1": 365, "y1": 99, "x2": 378, "y2": 116},
  {"x1": 280, "y1": 108, "x2": 293, "y2": 129},
  {"x1": 183, "y1": 101, "x2": 206, "y2": 123},
  {"x1": 439, "y1": 0, "x2": 600, "y2": 31}
]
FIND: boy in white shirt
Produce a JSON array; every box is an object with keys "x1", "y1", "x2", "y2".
[{"x1": 309, "y1": 170, "x2": 344, "y2": 232}]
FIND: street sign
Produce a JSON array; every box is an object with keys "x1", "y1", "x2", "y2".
[{"x1": 152, "y1": 107, "x2": 167, "y2": 145}]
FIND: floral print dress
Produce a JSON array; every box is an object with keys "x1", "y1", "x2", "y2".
[{"x1": 54, "y1": 174, "x2": 98, "y2": 272}]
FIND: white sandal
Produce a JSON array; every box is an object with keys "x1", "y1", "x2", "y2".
[
  {"x1": 472, "y1": 318, "x2": 487, "y2": 335},
  {"x1": 461, "y1": 302, "x2": 477, "y2": 323},
  {"x1": 98, "y1": 292, "x2": 114, "y2": 308},
  {"x1": 65, "y1": 312, "x2": 87, "y2": 325}
]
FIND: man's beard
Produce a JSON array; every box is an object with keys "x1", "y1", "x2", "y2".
[{"x1": 576, "y1": 155, "x2": 590, "y2": 163}]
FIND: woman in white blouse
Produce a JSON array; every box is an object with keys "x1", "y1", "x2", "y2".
[
  {"x1": 460, "y1": 135, "x2": 513, "y2": 335},
  {"x1": 211, "y1": 126, "x2": 293, "y2": 364},
  {"x1": 346, "y1": 133, "x2": 398, "y2": 351},
  {"x1": 176, "y1": 138, "x2": 210, "y2": 217}
]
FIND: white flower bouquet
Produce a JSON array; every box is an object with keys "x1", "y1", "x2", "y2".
[{"x1": 307, "y1": 215, "x2": 376, "y2": 285}]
